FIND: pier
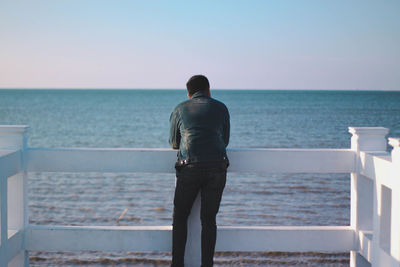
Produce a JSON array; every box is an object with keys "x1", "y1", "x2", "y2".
[{"x1": 0, "y1": 125, "x2": 399, "y2": 267}]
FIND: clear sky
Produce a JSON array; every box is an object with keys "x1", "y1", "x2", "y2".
[{"x1": 0, "y1": 0, "x2": 399, "y2": 90}]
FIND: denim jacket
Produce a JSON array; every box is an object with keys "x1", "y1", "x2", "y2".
[{"x1": 169, "y1": 90, "x2": 230, "y2": 166}]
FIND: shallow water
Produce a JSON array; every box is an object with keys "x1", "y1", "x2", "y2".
[{"x1": 28, "y1": 172, "x2": 349, "y2": 227}]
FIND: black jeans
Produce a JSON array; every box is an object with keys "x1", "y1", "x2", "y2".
[{"x1": 171, "y1": 161, "x2": 227, "y2": 267}]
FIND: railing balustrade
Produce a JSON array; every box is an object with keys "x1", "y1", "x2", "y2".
[{"x1": 0, "y1": 125, "x2": 399, "y2": 267}]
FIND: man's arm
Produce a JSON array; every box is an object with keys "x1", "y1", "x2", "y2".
[
  {"x1": 223, "y1": 107, "x2": 230, "y2": 147},
  {"x1": 169, "y1": 110, "x2": 181, "y2": 149}
]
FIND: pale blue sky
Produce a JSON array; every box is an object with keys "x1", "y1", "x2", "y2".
[{"x1": 0, "y1": 0, "x2": 399, "y2": 90}]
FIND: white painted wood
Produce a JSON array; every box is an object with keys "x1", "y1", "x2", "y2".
[
  {"x1": 228, "y1": 148, "x2": 355, "y2": 173},
  {"x1": 26, "y1": 148, "x2": 177, "y2": 173},
  {"x1": 0, "y1": 175, "x2": 8, "y2": 267},
  {"x1": 349, "y1": 127, "x2": 389, "y2": 152},
  {"x1": 389, "y1": 138, "x2": 400, "y2": 263},
  {"x1": 9, "y1": 250, "x2": 29, "y2": 267},
  {"x1": 8, "y1": 174, "x2": 24, "y2": 232},
  {"x1": 9, "y1": 251, "x2": 26, "y2": 267},
  {"x1": 26, "y1": 148, "x2": 355, "y2": 173},
  {"x1": 0, "y1": 125, "x2": 28, "y2": 267},
  {"x1": 216, "y1": 226, "x2": 355, "y2": 252},
  {"x1": 358, "y1": 231, "x2": 373, "y2": 263},
  {"x1": 25, "y1": 225, "x2": 355, "y2": 252},
  {"x1": 350, "y1": 172, "x2": 376, "y2": 233},
  {"x1": 349, "y1": 127, "x2": 389, "y2": 267},
  {"x1": 349, "y1": 128, "x2": 388, "y2": 230},
  {"x1": 372, "y1": 245, "x2": 399, "y2": 267},
  {"x1": 357, "y1": 175, "x2": 374, "y2": 231},
  {"x1": 358, "y1": 145, "x2": 400, "y2": 267},
  {"x1": 391, "y1": 188, "x2": 400, "y2": 265},
  {"x1": 359, "y1": 152, "x2": 393, "y2": 185},
  {"x1": 7, "y1": 230, "x2": 23, "y2": 262},
  {"x1": 371, "y1": 164, "x2": 393, "y2": 266},
  {"x1": 0, "y1": 150, "x2": 22, "y2": 179},
  {"x1": 379, "y1": 185, "x2": 392, "y2": 253},
  {"x1": 371, "y1": 168, "x2": 382, "y2": 267},
  {"x1": 350, "y1": 251, "x2": 371, "y2": 267},
  {"x1": 2, "y1": 124, "x2": 400, "y2": 266},
  {"x1": 184, "y1": 193, "x2": 201, "y2": 267},
  {"x1": 0, "y1": 125, "x2": 29, "y2": 150},
  {"x1": 26, "y1": 225, "x2": 172, "y2": 251},
  {"x1": 0, "y1": 126, "x2": 30, "y2": 134},
  {"x1": 23, "y1": 171, "x2": 29, "y2": 235}
]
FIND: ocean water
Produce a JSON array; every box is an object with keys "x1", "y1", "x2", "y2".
[{"x1": 1, "y1": 89, "x2": 400, "y2": 266}]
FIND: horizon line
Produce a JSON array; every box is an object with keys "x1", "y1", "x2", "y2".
[{"x1": 0, "y1": 87, "x2": 399, "y2": 91}]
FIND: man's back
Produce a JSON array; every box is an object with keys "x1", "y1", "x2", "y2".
[
  {"x1": 170, "y1": 75, "x2": 229, "y2": 267},
  {"x1": 169, "y1": 90, "x2": 230, "y2": 165}
]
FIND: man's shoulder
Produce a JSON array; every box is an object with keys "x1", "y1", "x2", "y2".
[
  {"x1": 209, "y1": 97, "x2": 229, "y2": 114},
  {"x1": 172, "y1": 97, "x2": 228, "y2": 113},
  {"x1": 210, "y1": 97, "x2": 227, "y2": 107},
  {"x1": 173, "y1": 99, "x2": 191, "y2": 112}
]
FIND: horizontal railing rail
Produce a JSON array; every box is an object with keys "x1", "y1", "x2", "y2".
[
  {"x1": 25, "y1": 147, "x2": 356, "y2": 173},
  {"x1": 25, "y1": 225, "x2": 355, "y2": 252}
]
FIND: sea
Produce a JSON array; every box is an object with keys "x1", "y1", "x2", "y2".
[{"x1": 1, "y1": 89, "x2": 400, "y2": 266}]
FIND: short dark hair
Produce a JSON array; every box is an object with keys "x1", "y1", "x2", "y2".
[{"x1": 186, "y1": 75, "x2": 210, "y2": 96}]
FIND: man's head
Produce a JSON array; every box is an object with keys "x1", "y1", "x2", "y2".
[{"x1": 186, "y1": 75, "x2": 210, "y2": 98}]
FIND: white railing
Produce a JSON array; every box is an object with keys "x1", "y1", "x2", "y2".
[{"x1": 0, "y1": 125, "x2": 399, "y2": 267}]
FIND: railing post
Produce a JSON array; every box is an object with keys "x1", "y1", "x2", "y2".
[
  {"x1": 349, "y1": 127, "x2": 389, "y2": 267},
  {"x1": 185, "y1": 193, "x2": 201, "y2": 267},
  {"x1": 174, "y1": 177, "x2": 201, "y2": 267},
  {"x1": 388, "y1": 138, "x2": 400, "y2": 265},
  {"x1": 1, "y1": 174, "x2": 8, "y2": 267},
  {"x1": 0, "y1": 125, "x2": 30, "y2": 267}
]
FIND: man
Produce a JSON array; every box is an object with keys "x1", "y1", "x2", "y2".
[{"x1": 169, "y1": 75, "x2": 230, "y2": 267}]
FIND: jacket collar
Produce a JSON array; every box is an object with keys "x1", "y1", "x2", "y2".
[{"x1": 191, "y1": 90, "x2": 209, "y2": 99}]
